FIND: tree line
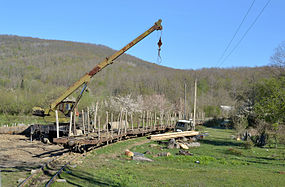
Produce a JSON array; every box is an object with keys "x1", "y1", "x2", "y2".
[{"x1": 0, "y1": 35, "x2": 283, "y2": 131}]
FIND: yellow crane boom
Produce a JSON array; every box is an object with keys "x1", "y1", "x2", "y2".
[{"x1": 33, "y1": 19, "x2": 162, "y2": 123}]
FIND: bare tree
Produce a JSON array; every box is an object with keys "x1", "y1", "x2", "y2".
[{"x1": 270, "y1": 41, "x2": 285, "y2": 76}]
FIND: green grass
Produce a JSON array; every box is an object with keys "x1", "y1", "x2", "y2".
[
  {"x1": 0, "y1": 114, "x2": 47, "y2": 126},
  {"x1": 1, "y1": 169, "x2": 30, "y2": 187},
  {"x1": 52, "y1": 127, "x2": 285, "y2": 186}
]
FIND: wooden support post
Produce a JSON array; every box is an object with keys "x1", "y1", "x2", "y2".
[
  {"x1": 106, "y1": 111, "x2": 109, "y2": 144},
  {"x1": 131, "y1": 113, "x2": 134, "y2": 131},
  {"x1": 106, "y1": 111, "x2": 109, "y2": 133},
  {"x1": 193, "y1": 78, "x2": 197, "y2": 129},
  {"x1": 55, "y1": 110, "x2": 59, "y2": 138},
  {"x1": 30, "y1": 127, "x2": 33, "y2": 142},
  {"x1": 69, "y1": 112, "x2": 73, "y2": 137},
  {"x1": 173, "y1": 112, "x2": 176, "y2": 126},
  {"x1": 160, "y1": 113, "x2": 163, "y2": 128},
  {"x1": 98, "y1": 116, "x2": 101, "y2": 140},
  {"x1": 87, "y1": 107, "x2": 90, "y2": 134},
  {"x1": 146, "y1": 111, "x2": 148, "y2": 130},
  {"x1": 152, "y1": 112, "x2": 154, "y2": 130},
  {"x1": 170, "y1": 113, "x2": 172, "y2": 127},
  {"x1": 142, "y1": 111, "x2": 145, "y2": 130},
  {"x1": 82, "y1": 110, "x2": 85, "y2": 134},
  {"x1": 169, "y1": 112, "x2": 172, "y2": 127},
  {"x1": 73, "y1": 110, "x2": 76, "y2": 135},
  {"x1": 149, "y1": 111, "x2": 151, "y2": 129},
  {"x1": 140, "y1": 113, "x2": 142, "y2": 129},
  {"x1": 111, "y1": 113, "x2": 113, "y2": 139},
  {"x1": 168, "y1": 113, "x2": 170, "y2": 127},
  {"x1": 166, "y1": 113, "x2": 168, "y2": 128},
  {"x1": 119, "y1": 109, "x2": 123, "y2": 136},
  {"x1": 125, "y1": 111, "x2": 127, "y2": 134},
  {"x1": 162, "y1": 113, "x2": 164, "y2": 128},
  {"x1": 154, "y1": 112, "x2": 157, "y2": 129},
  {"x1": 150, "y1": 112, "x2": 153, "y2": 130},
  {"x1": 94, "y1": 102, "x2": 98, "y2": 130}
]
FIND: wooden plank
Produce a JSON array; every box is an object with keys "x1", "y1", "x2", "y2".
[
  {"x1": 53, "y1": 137, "x2": 68, "y2": 144},
  {"x1": 150, "y1": 131, "x2": 199, "y2": 141}
]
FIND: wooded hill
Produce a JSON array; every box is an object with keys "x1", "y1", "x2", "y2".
[{"x1": 0, "y1": 35, "x2": 273, "y2": 116}]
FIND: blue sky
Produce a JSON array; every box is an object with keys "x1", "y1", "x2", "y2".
[{"x1": 0, "y1": 0, "x2": 284, "y2": 69}]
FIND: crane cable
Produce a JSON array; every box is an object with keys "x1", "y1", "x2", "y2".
[
  {"x1": 216, "y1": 0, "x2": 256, "y2": 66},
  {"x1": 218, "y1": 0, "x2": 272, "y2": 67}
]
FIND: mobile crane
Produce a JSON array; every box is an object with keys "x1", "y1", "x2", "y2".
[{"x1": 32, "y1": 19, "x2": 163, "y2": 123}]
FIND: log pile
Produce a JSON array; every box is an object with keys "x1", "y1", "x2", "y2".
[{"x1": 149, "y1": 131, "x2": 199, "y2": 141}]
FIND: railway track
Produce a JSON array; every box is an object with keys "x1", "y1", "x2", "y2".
[
  {"x1": 18, "y1": 151, "x2": 82, "y2": 187},
  {"x1": 19, "y1": 125, "x2": 174, "y2": 187}
]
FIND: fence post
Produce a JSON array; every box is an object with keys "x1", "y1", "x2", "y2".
[
  {"x1": 69, "y1": 112, "x2": 73, "y2": 137},
  {"x1": 98, "y1": 116, "x2": 101, "y2": 140},
  {"x1": 106, "y1": 111, "x2": 109, "y2": 144},
  {"x1": 146, "y1": 111, "x2": 149, "y2": 130},
  {"x1": 87, "y1": 107, "x2": 90, "y2": 134},
  {"x1": 106, "y1": 111, "x2": 109, "y2": 132},
  {"x1": 73, "y1": 110, "x2": 76, "y2": 135},
  {"x1": 55, "y1": 110, "x2": 59, "y2": 138},
  {"x1": 94, "y1": 102, "x2": 98, "y2": 130},
  {"x1": 149, "y1": 112, "x2": 153, "y2": 129},
  {"x1": 111, "y1": 113, "x2": 113, "y2": 139},
  {"x1": 118, "y1": 113, "x2": 121, "y2": 137},
  {"x1": 154, "y1": 112, "x2": 157, "y2": 129},
  {"x1": 82, "y1": 110, "x2": 85, "y2": 134},
  {"x1": 125, "y1": 111, "x2": 127, "y2": 134},
  {"x1": 131, "y1": 113, "x2": 134, "y2": 131},
  {"x1": 142, "y1": 111, "x2": 145, "y2": 131}
]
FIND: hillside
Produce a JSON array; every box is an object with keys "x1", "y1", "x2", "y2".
[{"x1": 0, "y1": 35, "x2": 273, "y2": 116}]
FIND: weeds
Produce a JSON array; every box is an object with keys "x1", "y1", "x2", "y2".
[{"x1": 226, "y1": 147, "x2": 243, "y2": 156}]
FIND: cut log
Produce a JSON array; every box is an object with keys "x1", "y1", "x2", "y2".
[
  {"x1": 179, "y1": 143, "x2": 189, "y2": 150},
  {"x1": 125, "y1": 150, "x2": 134, "y2": 157},
  {"x1": 157, "y1": 152, "x2": 171, "y2": 157},
  {"x1": 132, "y1": 155, "x2": 153, "y2": 162},
  {"x1": 150, "y1": 131, "x2": 199, "y2": 141}
]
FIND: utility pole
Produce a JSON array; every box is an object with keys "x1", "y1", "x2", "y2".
[
  {"x1": 184, "y1": 81, "x2": 187, "y2": 120},
  {"x1": 193, "y1": 79, "x2": 197, "y2": 128}
]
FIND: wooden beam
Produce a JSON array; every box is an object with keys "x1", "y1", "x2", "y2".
[{"x1": 150, "y1": 131, "x2": 199, "y2": 141}]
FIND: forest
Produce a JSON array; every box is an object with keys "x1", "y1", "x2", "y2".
[{"x1": 0, "y1": 35, "x2": 284, "y2": 146}]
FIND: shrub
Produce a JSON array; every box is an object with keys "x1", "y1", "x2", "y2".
[{"x1": 242, "y1": 140, "x2": 254, "y2": 149}]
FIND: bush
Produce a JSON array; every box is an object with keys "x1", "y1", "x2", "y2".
[
  {"x1": 203, "y1": 117, "x2": 233, "y2": 129},
  {"x1": 242, "y1": 140, "x2": 254, "y2": 149}
]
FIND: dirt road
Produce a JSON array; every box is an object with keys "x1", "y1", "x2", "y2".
[{"x1": 0, "y1": 134, "x2": 65, "y2": 170}]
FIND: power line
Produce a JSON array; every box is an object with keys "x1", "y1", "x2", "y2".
[
  {"x1": 218, "y1": 0, "x2": 272, "y2": 67},
  {"x1": 216, "y1": 0, "x2": 256, "y2": 66}
]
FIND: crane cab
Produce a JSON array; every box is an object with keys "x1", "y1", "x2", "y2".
[
  {"x1": 57, "y1": 99, "x2": 76, "y2": 117},
  {"x1": 32, "y1": 97, "x2": 78, "y2": 123}
]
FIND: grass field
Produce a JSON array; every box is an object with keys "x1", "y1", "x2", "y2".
[
  {"x1": 0, "y1": 114, "x2": 47, "y2": 126},
  {"x1": 50, "y1": 127, "x2": 285, "y2": 186}
]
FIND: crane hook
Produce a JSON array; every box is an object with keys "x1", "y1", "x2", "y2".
[{"x1": 157, "y1": 36, "x2": 162, "y2": 63}]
